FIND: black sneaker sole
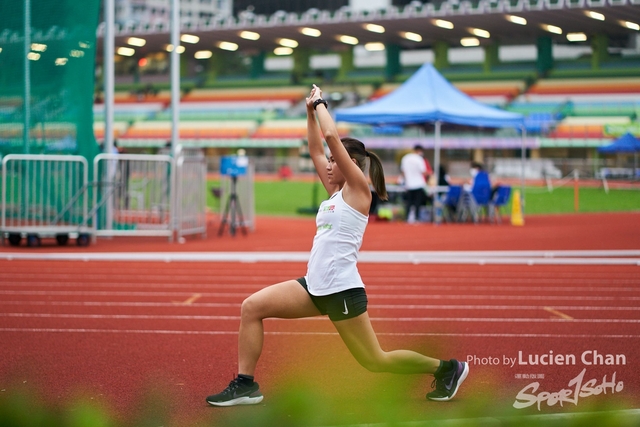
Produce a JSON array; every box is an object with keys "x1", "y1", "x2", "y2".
[{"x1": 207, "y1": 394, "x2": 264, "y2": 407}]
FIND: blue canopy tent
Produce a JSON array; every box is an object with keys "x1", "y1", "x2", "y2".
[
  {"x1": 597, "y1": 132, "x2": 640, "y2": 153},
  {"x1": 334, "y1": 63, "x2": 526, "y2": 206},
  {"x1": 597, "y1": 132, "x2": 640, "y2": 179}
]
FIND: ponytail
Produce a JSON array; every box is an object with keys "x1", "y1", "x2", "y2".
[
  {"x1": 366, "y1": 150, "x2": 388, "y2": 201},
  {"x1": 340, "y1": 138, "x2": 388, "y2": 201}
]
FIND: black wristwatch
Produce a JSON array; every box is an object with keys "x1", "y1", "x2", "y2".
[{"x1": 313, "y1": 98, "x2": 328, "y2": 110}]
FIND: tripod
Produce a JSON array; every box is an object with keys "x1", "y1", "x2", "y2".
[{"x1": 218, "y1": 175, "x2": 247, "y2": 236}]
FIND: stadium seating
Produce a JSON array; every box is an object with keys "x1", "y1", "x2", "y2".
[
  {"x1": 93, "y1": 102, "x2": 165, "y2": 122},
  {"x1": 182, "y1": 87, "x2": 307, "y2": 102},
  {"x1": 96, "y1": 66, "x2": 639, "y2": 149},
  {"x1": 121, "y1": 120, "x2": 258, "y2": 140},
  {"x1": 251, "y1": 119, "x2": 351, "y2": 139},
  {"x1": 113, "y1": 90, "x2": 172, "y2": 104},
  {"x1": 527, "y1": 77, "x2": 640, "y2": 96},
  {"x1": 548, "y1": 116, "x2": 631, "y2": 139},
  {"x1": 93, "y1": 121, "x2": 129, "y2": 140}
]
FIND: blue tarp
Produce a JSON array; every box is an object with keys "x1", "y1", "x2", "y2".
[
  {"x1": 598, "y1": 133, "x2": 640, "y2": 153},
  {"x1": 334, "y1": 63, "x2": 524, "y2": 128}
]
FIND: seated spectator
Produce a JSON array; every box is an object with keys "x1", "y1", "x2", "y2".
[
  {"x1": 466, "y1": 161, "x2": 491, "y2": 193},
  {"x1": 460, "y1": 161, "x2": 492, "y2": 222}
]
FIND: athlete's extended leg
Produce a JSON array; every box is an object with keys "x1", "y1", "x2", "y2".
[
  {"x1": 332, "y1": 311, "x2": 440, "y2": 374},
  {"x1": 332, "y1": 312, "x2": 468, "y2": 401},
  {"x1": 238, "y1": 279, "x2": 321, "y2": 376}
]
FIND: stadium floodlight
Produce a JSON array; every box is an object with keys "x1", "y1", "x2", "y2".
[
  {"x1": 505, "y1": 15, "x2": 527, "y2": 26},
  {"x1": 31, "y1": 43, "x2": 47, "y2": 52},
  {"x1": 181, "y1": 34, "x2": 200, "y2": 44},
  {"x1": 278, "y1": 38, "x2": 299, "y2": 48},
  {"x1": 274, "y1": 47, "x2": 293, "y2": 55},
  {"x1": 364, "y1": 42, "x2": 385, "y2": 51},
  {"x1": 541, "y1": 24, "x2": 562, "y2": 34},
  {"x1": 300, "y1": 27, "x2": 322, "y2": 37},
  {"x1": 337, "y1": 35, "x2": 359, "y2": 45},
  {"x1": 469, "y1": 28, "x2": 490, "y2": 38},
  {"x1": 27, "y1": 52, "x2": 41, "y2": 61},
  {"x1": 55, "y1": 58, "x2": 68, "y2": 66},
  {"x1": 239, "y1": 31, "x2": 260, "y2": 40},
  {"x1": 620, "y1": 20, "x2": 639, "y2": 31},
  {"x1": 432, "y1": 19, "x2": 454, "y2": 29},
  {"x1": 401, "y1": 32, "x2": 422, "y2": 42},
  {"x1": 460, "y1": 37, "x2": 480, "y2": 47},
  {"x1": 127, "y1": 37, "x2": 146, "y2": 47},
  {"x1": 218, "y1": 41, "x2": 238, "y2": 51},
  {"x1": 567, "y1": 32, "x2": 587, "y2": 42},
  {"x1": 194, "y1": 50, "x2": 213, "y2": 59},
  {"x1": 363, "y1": 23, "x2": 385, "y2": 33},
  {"x1": 585, "y1": 11, "x2": 605, "y2": 21},
  {"x1": 116, "y1": 47, "x2": 135, "y2": 56},
  {"x1": 165, "y1": 44, "x2": 185, "y2": 53}
]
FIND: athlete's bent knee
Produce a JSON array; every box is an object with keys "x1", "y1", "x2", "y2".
[{"x1": 240, "y1": 295, "x2": 264, "y2": 320}]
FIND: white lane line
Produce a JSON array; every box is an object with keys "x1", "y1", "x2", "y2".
[
  {"x1": 2, "y1": 312, "x2": 640, "y2": 323},
  {"x1": 2, "y1": 290, "x2": 639, "y2": 301},
  {"x1": 1, "y1": 327, "x2": 639, "y2": 338},
  {"x1": 0, "y1": 290, "x2": 246, "y2": 298},
  {"x1": 2, "y1": 300, "x2": 640, "y2": 311},
  {"x1": 3, "y1": 280, "x2": 640, "y2": 293},
  {"x1": 3, "y1": 270, "x2": 638, "y2": 283},
  {"x1": 374, "y1": 304, "x2": 640, "y2": 311},
  {"x1": 1, "y1": 251, "x2": 640, "y2": 265},
  {"x1": 0, "y1": 300, "x2": 239, "y2": 308}
]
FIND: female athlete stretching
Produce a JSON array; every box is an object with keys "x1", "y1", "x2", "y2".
[{"x1": 206, "y1": 84, "x2": 468, "y2": 406}]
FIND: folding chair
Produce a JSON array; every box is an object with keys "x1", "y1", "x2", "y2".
[
  {"x1": 456, "y1": 170, "x2": 493, "y2": 223},
  {"x1": 470, "y1": 184, "x2": 492, "y2": 223},
  {"x1": 489, "y1": 186, "x2": 511, "y2": 224}
]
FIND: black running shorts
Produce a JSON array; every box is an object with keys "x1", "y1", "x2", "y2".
[{"x1": 296, "y1": 277, "x2": 368, "y2": 321}]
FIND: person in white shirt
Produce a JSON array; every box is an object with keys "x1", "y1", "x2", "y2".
[
  {"x1": 206, "y1": 85, "x2": 468, "y2": 407},
  {"x1": 400, "y1": 145, "x2": 430, "y2": 222}
]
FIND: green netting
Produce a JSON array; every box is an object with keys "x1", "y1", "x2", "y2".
[{"x1": 0, "y1": 0, "x2": 100, "y2": 160}]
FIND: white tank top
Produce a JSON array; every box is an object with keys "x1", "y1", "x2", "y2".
[{"x1": 305, "y1": 189, "x2": 369, "y2": 296}]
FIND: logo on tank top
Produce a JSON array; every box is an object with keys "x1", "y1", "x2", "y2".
[
  {"x1": 320, "y1": 204, "x2": 335, "y2": 213},
  {"x1": 317, "y1": 223, "x2": 332, "y2": 231}
]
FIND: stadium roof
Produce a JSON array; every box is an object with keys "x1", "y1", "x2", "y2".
[{"x1": 97, "y1": 1, "x2": 640, "y2": 58}]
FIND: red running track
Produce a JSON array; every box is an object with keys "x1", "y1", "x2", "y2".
[{"x1": 1, "y1": 212, "x2": 639, "y2": 425}]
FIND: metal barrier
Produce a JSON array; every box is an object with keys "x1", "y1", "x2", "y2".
[
  {"x1": 174, "y1": 147, "x2": 207, "y2": 240},
  {"x1": 93, "y1": 153, "x2": 175, "y2": 240},
  {"x1": 2, "y1": 150, "x2": 209, "y2": 245},
  {"x1": 1, "y1": 154, "x2": 92, "y2": 246},
  {"x1": 93, "y1": 148, "x2": 207, "y2": 241}
]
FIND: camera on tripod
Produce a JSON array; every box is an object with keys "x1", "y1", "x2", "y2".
[{"x1": 218, "y1": 155, "x2": 249, "y2": 236}]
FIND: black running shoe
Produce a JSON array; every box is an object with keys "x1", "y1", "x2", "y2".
[
  {"x1": 206, "y1": 377, "x2": 264, "y2": 407},
  {"x1": 426, "y1": 359, "x2": 469, "y2": 401}
]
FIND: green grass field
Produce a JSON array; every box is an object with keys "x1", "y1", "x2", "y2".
[{"x1": 207, "y1": 180, "x2": 640, "y2": 217}]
